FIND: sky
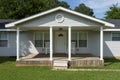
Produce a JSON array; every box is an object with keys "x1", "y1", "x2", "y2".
[{"x1": 60, "y1": 0, "x2": 120, "y2": 19}]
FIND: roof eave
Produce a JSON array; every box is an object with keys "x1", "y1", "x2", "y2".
[
  {"x1": 105, "y1": 23, "x2": 115, "y2": 27},
  {"x1": 5, "y1": 23, "x2": 15, "y2": 28}
]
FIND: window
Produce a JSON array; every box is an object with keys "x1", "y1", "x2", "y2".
[
  {"x1": 112, "y1": 32, "x2": 120, "y2": 41},
  {"x1": 0, "y1": 32, "x2": 8, "y2": 47},
  {"x1": 71, "y1": 32, "x2": 77, "y2": 47},
  {"x1": 72, "y1": 31, "x2": 87, "y2": 48},
  {"x1": 79, "y1": 32, "x2": 87, "y2": 47},
  {"x1": 35, "y1": 32, "x2": 43, "y2": 47},
  {"x1": 35, "y1": 32, "x2": 49, "y2": 47}
]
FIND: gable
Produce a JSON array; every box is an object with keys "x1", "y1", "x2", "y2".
[{"x1": 17, "y1": 10, "x2": 103, "y2": 27}]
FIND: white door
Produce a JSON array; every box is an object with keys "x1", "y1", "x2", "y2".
[{"x1": 55, "y1": 31, "x2": 67, "y2": 53}]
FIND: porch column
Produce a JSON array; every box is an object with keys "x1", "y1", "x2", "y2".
[
  {"x1": 68, "y1": 26, "x2": 71, "y2": 61},
  {"x1": 100, "y1": 26, "x2": 103, "y2": 60},
  {"x1": 16, "y1": 27, "x2": 20, "y2": 61},
  {"x1": 50, "y1": 26, "x2": 53, "y2": 61}
]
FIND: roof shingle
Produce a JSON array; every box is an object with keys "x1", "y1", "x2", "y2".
[{"x1": 105, "y1": 19, "x2": 120, "y2": 28}]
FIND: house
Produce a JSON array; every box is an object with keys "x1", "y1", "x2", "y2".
[{"x1": 1, "y1": 7, "x2": 120, "y2": 66}]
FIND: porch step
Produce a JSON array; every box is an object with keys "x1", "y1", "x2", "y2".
[{"x1": 53, "y1": 60, "x2": 68, "y2": 69}]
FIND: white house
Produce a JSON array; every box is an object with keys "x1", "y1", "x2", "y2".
[{"x1": 1, "y1": 7, "x2": 120, "y2": 66}]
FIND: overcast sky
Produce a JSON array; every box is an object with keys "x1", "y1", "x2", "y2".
[{"x1": 60, "y1": 0, "x2": 120, "y2": 19}]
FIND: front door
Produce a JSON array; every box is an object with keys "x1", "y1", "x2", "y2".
[{"x1": 55, "y1": 31, "x2": 67, "y2": 53}]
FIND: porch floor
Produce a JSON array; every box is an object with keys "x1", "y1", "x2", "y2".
[
  {"x1": 33, "y1": 53, "x2": 94, "y2": 58},
  {"x1": 19, "y1": 57, "x2": 100, "y2": 61}
]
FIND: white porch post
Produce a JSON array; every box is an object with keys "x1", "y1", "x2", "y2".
[
  {"x1": 68, "y1": 26, "x2": 71, "y2": 61},
  {"x1": 16, "y1": 27, "x2": 20, "y2": 61},
  {"x1": 50, "y1": 26, "x2": 53, "y2": 61},
  {"x1": 100, "y1": 26, "x2": 103, "y2": 60}
]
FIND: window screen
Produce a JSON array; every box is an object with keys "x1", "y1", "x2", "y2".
[
  {"x1": 0, "y1": 32, "x2": 8, "y2": 47},
  {"x1": 112, "y1": 32, "x2": 120, "y2": 41}
]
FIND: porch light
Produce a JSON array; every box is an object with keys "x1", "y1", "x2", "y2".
[{"x1": 58, "y1": 33, "x2": 63, "y2": 37}]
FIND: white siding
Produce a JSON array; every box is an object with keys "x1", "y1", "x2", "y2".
[
  {"x1": 89, "y1": 31, "x2": 100, "y2": 56},
  {"x1": 0, "y1": 31, "x2": 34, "y2": 56},
  {"x1": 103, "y1": 32, "x2": 120, "y2": 57},
  {"x1": 0, "y1": 32, "x2": 16, "y2": 56},
  {"x1": 87, "y1": 31, "x2": 120, "y2": 57}
]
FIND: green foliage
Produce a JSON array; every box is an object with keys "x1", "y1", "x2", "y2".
[
  {"x1": 74, "y1": 3, "x2": 94, "y2": 16},
  {"x1": 105, "y1": 4, "x2": 120, "y2": 19},
  {"x1": 0, "y1": 0, "x2": 70, "y2": 19},
  {"x1": 49, "y1": 0, "x2": 70, "y2": 9}
]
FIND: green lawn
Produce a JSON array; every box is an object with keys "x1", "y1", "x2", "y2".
[
  {"x1": 0, "y1": 57, "x2": 120, "y2": 80},
  {"x1": 104, "y1": 58, "x2": 120, "y2": 69}
]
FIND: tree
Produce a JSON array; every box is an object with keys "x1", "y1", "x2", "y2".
[
  {"x1": 0, "y1": 0, "x2": 70, "y2": 19},
  {"x1": 105, "y1": 4, "x2": 120, "y2": 19},
  {"x1": 49, "y1": 0, "x2": 70, "y2": 9},
  {"x1": 74, "y1": 3, "x2": 94, "y2": 16},
  {"x1": 58, "y1": 1, "x2": 70, "y2": 9}
]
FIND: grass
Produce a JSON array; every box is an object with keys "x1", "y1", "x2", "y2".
[
  {"x1": 104, "y1": 58, "x2": 120, "y2": 69},
  {"x1": 0, "y1": 57, "x2": 120, "y2": 80}
]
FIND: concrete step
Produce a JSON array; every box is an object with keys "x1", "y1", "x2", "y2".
[{"x1": 53, "y1": 60, "x2": 68, "y2": 69}]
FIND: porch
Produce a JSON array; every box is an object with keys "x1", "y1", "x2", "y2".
[
  {"x1": 17, "y1": 26, "x2": 104, "y2": 61},
  {"x1": 16, "y1": 54, "x2": 104, "y2": 67},
  {"x1": 16, "y1": 26, "x2": 105, "y2": 68}
]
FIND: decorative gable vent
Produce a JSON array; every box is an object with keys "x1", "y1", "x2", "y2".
[{"x1": 55, "y1": 14, "x2": 64, "y2": 23}]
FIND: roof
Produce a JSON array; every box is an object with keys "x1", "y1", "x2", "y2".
[
  {"x1": 5, "y1": 6, "x2": 114, "y2": 28},
  {"x1": 0, "y1": 19, "x2": 16, "y2": 29},
  {"x1": 105, "y1": 19, "x2": 120, "y2": 28}
]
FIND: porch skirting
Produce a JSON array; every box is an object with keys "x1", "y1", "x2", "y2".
[
  {"x1": 16, "y1": 57, "x2": 104, "y2": 67},
  {"x1": 16, "y1": 60, "x2": 52, "y2": 66},
  {"x1": 69, "y1": 59, "x2": 104, "y2": 67}
]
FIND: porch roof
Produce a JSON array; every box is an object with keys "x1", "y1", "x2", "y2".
[{"x1": 5, "y1": 7, "x2": 114, "y2": 28}]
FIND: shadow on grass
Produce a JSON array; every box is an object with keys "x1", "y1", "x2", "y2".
[
  {"x1": 0, "y1": 57, "x2": 16, "y2": 64},
  {"x1": 104, "y1": 57, "x2": 120, "y2": 66}
]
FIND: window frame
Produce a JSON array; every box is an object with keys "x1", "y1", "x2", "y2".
[
  {"x1": 112, "y1": 32, "x2": 120, "y2": 41},
  {"x1": 34, "y1": 31, "x2": 49, "y2": 48},
  {"x1": 78, "y1": 32, "x2": 88, "y2": 48},
  {"x1": 71, "y1": 31, "x2": 88, "y2": 48},
  {"x1": 0, "y1": 32, "x2": 8, "y2": 47}
]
